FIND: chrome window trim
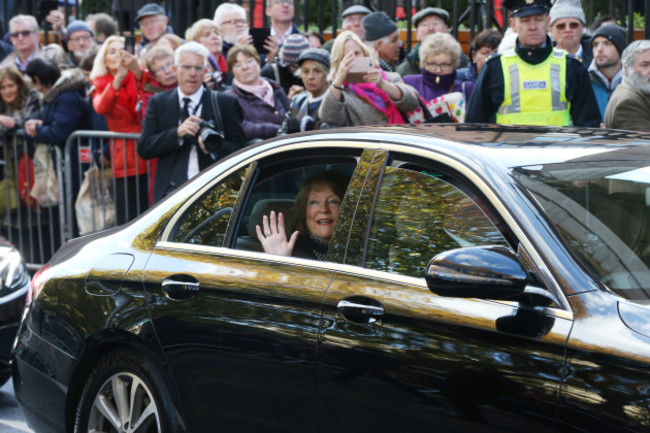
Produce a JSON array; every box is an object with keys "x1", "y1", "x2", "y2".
[
  {"x1": 158, "y1": 135, "x2": 573, "y2": 317},
  {"x1": 155, "y1": 240, "x2": 572, "y2": 321}
]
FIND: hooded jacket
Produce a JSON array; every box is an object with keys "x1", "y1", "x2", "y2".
[
  {"x1": 26, "y1": 69, "x2": 89, "y2": 147},
  {"x1": 588, "y1": 60, "x2": 623, "y2": 121}
]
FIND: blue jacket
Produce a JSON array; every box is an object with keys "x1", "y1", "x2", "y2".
[
  {"x1": 27, "y1": 69, "x2": 90, "y2": 147},
  {"x1": 588, "y1": 60, "x2": 623, "y2": 122}
]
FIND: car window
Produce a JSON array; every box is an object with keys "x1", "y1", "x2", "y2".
[
  {"x1": 170, "y1": 167, "x2": 250, "y2": 246},
  {"x1": 364, "y1": 166, "x2": 508, "y2": 278},
  {"x1": 234, "y1": 159, "x2": 359, "y2": 261}
]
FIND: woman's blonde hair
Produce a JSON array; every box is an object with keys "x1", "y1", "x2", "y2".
[
  {"x1": 145, "y1": 45, "x2": 175, "y2": 73},
  {"x1": 418, "y1": 33, "x2": 462, "y2": 69},
  {"x1": 185, "y1": 19, "x2": 220, "y2": 43},
  {"x1": 328, "y1": 30, "x2": 370, "y2": 81},
  {"x1": 90, "y1": 35, "x2": 124, "y2": 80}
]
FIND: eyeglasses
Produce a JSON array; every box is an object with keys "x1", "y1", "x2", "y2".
[
  {"x1": 177, "y1": 64, "x2": 205, "y2": 72},
  {"x1": 554, "y1": 22, "x2": 581, "y2": 30},
  {"x1": 10, "y1": 30, "x2": 33, "y2": 38},
  {"x1": 270, "y1": 0, "x2": 294, "y2": 5},
  {"x1": 68, "y1": 34, "x2": 93, "y2": 43},
  {"x1": 423, "y1": 61, "x2": 453, "y2": 71},
  {"x1": 139, "y1": 16, "x2": 164, "y2": 27},
  {"x1": 221, "y1": 18, "x2": 247, "y2": 26},
  {"x1": 155, "y1": 64, "x2": 173, "y2": 73}
]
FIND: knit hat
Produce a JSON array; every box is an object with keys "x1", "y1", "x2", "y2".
[
  {"x1": 65, "y1": 20, "x2": 94, "y2": 42},
  {"x1": 591, "y1": 24, "x2": 628, "y2": 55},
  {"x1": 363, "y1": 11, "x2": 398, "y2": 42},
  {"x1": 135, "y1": 3, "x2": 166, "y2": 23},
  {"x1": 413, "y1": 7, "x2": 450, "y2": 26},
  {"x1": 280, "y1": 34, "x2": 310, "y2": 67},
  {"x1": 342, "y1": 5, "x2": 371, "y2": 19},
  {"x1": 298, "y1": 47, "x2": 330, "y2": 68},
  {"x1": 549, "y1": 0, "x2": 586, "y2": 25}
]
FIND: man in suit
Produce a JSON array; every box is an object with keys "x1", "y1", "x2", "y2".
[{"x1": 138, "y1": 41, "x2": 245, "y2": 203}]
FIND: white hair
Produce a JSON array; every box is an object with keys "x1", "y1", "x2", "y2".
[
  {"x1": 9, "y1": 15, "x2": 38, "y2": 32},
  {"x1": 214, "y1": 3, "x2": 246, "y2": 25},
  {"x1": 622, "y1": 40, "x2": 650, "y2": 75},
  {"x1": 174, "y1": 41, "x2": 210, "y2": 67}
]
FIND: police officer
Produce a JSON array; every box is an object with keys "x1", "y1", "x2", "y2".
[{"x1": 465, "y1": 0, "x2": 601, "y2": 126}]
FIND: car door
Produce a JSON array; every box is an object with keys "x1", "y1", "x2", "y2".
[
  {"x1": 143, "y1": 146, "x2": 369, "y2": 433},
  {"x1": 318, "y1": 150, "x2": 573, "y2": 432}
]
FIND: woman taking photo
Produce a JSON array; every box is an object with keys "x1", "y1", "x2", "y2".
[
  {"x1": 226, "y1": 44, "x2": 290, "y2": 142},
  {"x1": 90, "y1": 35, "x2": 149, "y2": 224},
  {"x1": 256, "y1": 171, "x2": 349, "y2": 260},
  {"x1": 319, "y1": 31, "x2": 418, "y2": 127}
]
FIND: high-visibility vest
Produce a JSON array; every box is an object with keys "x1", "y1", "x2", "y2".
[{"x1": 496, "y1": 48, "x2": 571, "y2": 126}]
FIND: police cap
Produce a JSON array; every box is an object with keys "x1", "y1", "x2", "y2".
[{"x1": 503, "y1": 0, "x2": 551, "y2": 17}]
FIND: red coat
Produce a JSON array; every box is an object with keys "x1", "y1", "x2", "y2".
[{"x1": 93, "y1": 71, "x2": 148, "y2": 178}]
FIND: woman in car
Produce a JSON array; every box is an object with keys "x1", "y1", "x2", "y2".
[
  {"x1": 319, "y1": 30, "x2": 418, "y2": 127},
  {"x1": 226, "y1": 44, "x2": 290, "y2": 142},
  {"x1": 256, "y1": 170, "x2": 349, "y2": 260}
]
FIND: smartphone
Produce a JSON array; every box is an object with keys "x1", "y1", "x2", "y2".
[
  {"x1": 250, "y1": 27, "x2": 270, "y2": 54},
  {"x1": 38, "y1": 0, "x2": 59, "y2": 25},
  {"x1": 124, "y1": 35, "x2": 136, "y2": 55},
  {"x1": 346, "y1": 56, "x2": 375, "y2": 83}
]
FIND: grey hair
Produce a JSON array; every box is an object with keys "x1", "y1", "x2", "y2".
[
  {"x1": 419, "y1": 33, "x2": 462, "y2": 69},
  {"x1": 174, "y1": 41, "x2": 210, "y2": 67},
  {"x1": 214, "y1": 3, "x2": 247, "y2": 25},
  {"x1": 622, "y1": 40, "x2": 650, "y2": 75},
  {"x1": 10, "y1": 15, "x2": 38, "y2": 32}
]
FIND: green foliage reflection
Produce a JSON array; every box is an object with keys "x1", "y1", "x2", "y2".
[{"x1": 366, "y1": 168, "x2": 507, "y2": 277}]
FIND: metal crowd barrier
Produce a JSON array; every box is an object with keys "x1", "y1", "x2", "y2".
[{"x1": 0, "y1": 130, "x2": 151, "y2": 270}]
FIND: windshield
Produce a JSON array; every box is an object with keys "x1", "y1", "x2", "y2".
[{"x1": 514, "y1": 160, "x2": 650, "y2": 301}]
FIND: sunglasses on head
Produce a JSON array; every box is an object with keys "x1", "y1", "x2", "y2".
[
  {"x1": 10, "y1": 30, "x2": 33, "y2": 38},
  {"x1": 555, "y1": 22, "x2": 581, "y2": 30}
]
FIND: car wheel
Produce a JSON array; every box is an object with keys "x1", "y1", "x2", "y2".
[{"x1": 74, "y1": 350, "x2": 178, "y2": 433}]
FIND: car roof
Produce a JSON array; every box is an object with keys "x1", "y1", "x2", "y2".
[{"x1": 275, "y1": 124, "x2": 650, "y2": 169}]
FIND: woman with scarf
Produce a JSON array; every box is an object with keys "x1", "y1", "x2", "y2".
[
  {"x1": 319, "y1": 31, "x2": 418, "y2": 127},
  {"x1": 403, "y1": 33, "x2": 467, "y2": 122},
  {"x1": 185, "y1": 19, "x2": 229, "y2": 90},
  {"x1": 226, "y1": 44, "x2": 290, "y2": 142},
  {"x1": 256, "y1": 171, "x2": 349, "y2": 261}
]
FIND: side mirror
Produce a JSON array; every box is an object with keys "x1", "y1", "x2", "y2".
[{"x1": 425, "y1": 245, "x2": 527, "y2": 299}]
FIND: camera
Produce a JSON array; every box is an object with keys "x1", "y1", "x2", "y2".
[{"x1": 197, "y1": 120, "x2": 225, "y2": 153}]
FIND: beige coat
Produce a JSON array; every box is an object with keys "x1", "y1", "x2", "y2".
[
  {"x1": 604, "y1": 81, "x2": 650, "y2": 132},
  {"x1": 319, "y1": 72, "x2": 419, "y2": 127}
]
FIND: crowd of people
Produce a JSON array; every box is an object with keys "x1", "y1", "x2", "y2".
[{"x1": 0, "y1": 0, "x2": 649, "y2": 228}]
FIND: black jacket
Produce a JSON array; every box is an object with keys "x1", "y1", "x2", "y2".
[
  {"x1": 138, "y1": 87, "x2": 245, "y2": 203},
  {"x1": 465, "y1": 36, "x2": 601, "y2": 127}
]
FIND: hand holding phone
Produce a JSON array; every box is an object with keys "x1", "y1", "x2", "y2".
[{"x1": 346, "y1": 56, "x2": 375, "y2": 83}]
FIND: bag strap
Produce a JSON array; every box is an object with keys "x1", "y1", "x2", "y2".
[{"x1": 208, "y1": 90, "x2": 224, "y2": 133}]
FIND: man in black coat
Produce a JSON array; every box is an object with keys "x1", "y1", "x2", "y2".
[{"x1": 138, "y1": 42, "x2": 245, "y2": 204}]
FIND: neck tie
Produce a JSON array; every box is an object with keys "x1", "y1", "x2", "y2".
[{"x1": 181, "y1": 97, "x2": 191, "y2": 121}]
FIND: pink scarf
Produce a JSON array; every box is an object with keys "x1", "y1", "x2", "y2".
[
  {"x1": 233, "y1": 77, "x2": 275, "y2": 107},
  {"x1": 345, "y1": 70, "x2": 405, "y2": 124}
]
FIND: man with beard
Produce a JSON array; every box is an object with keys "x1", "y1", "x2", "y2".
[
  {"x1": 605, "y1": 40, "x2": 650, "y2": 132},
  {"x1": 63, "y1": 20, "x2": 96, "y2": 68},
  {"x1": 466, "y1": 0, "x2": 600, "y2": 126},
  {"x1": 364, "y1": 11, "x2": 403, "y2": 73},
  {"x1": 588, "y1": 25, "x2": 627, "y2": 121}
]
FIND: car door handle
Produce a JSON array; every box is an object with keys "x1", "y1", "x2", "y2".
[
  {"x1": 337, "y1": 298, "x2": 384, "y2": 324},
  {"x1": 161, "y1": 277, "x2": 200, "y2": 300}
]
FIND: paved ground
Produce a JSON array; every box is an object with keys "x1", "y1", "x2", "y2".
[{"x1": 0, "y1": 379, "x2": 33, "y2": 433}]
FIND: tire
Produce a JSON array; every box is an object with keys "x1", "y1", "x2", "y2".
[{"x1": 74, "y1": 350, "x2": 180, "y2": 433}]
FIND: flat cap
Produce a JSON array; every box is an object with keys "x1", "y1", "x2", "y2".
[
  {"x1": 135, "y1": 3, "x2": 166, "y2": 23},
  {"x1": 363, "y1": 11, "x2": 398, "y2": 42},
  {"x1": 342, "y1": 5, "x2": 372, "y2": 18},
  {"x1": 298, "y1": 47, "x2": 330, "y2": 68},
  {"x1": 413, "y1": 7, "x2": 450, "y2": 26}
]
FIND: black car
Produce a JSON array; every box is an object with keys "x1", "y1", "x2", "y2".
[
  {"x1": 12, "y1": 124, "x2": 650, "y2": 432},
  {"x1": 0, "y1": 237, "x2": 30, "y2": 386}
]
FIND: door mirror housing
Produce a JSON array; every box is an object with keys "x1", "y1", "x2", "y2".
[{"x1": 425, "y1": 245, "x2": 527, "y2": 299}]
